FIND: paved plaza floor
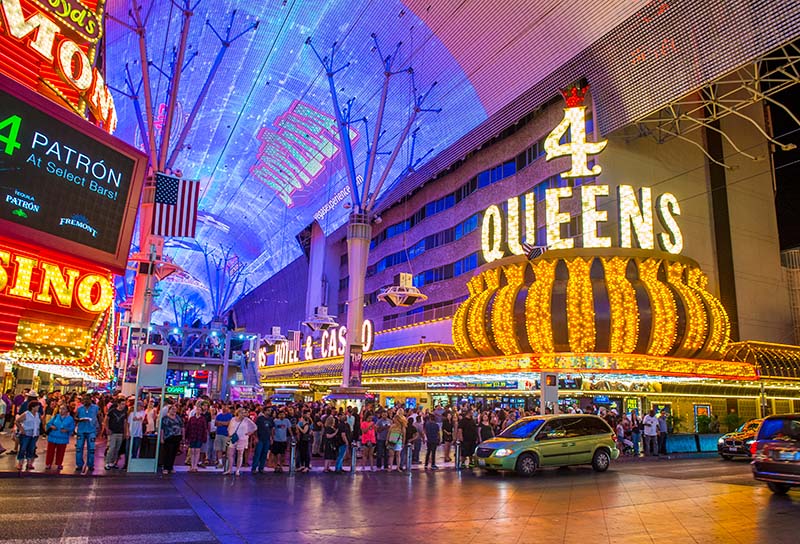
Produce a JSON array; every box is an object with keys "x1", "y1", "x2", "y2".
[{"x1": 0, "y1": 453, "x2": 798, "y2": 544}]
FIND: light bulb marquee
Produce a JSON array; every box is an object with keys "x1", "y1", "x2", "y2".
[
  {"x1": 0, "y1": 0, "x2": 116, "y2": 132},
  {"x1": 0, "y1": 238, "x2": 115, "y2": 379}
]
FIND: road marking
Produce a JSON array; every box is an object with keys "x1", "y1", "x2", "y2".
[
  {"x1": 0, "y1": 531, "x2": 215, "y2": 544},
  {"x1": 0, "y1": 508, "x2": 195, "y2": 522}
]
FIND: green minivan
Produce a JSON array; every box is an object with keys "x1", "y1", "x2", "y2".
[{"x1": 475, "y1": 414, "x2": 620, "y2": 476}]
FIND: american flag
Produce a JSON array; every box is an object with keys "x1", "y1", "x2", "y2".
[
  {"x1": 522, "y1": 242, "x2": 546, "y2": 260},
  {"x1": 287, "y1": 330, "x2": 301, "y2": 352},
  {"x1": 152, "y1": 173, "x2": 200, "y2": 238}
]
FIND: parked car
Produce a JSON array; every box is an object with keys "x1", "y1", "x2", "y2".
[
  {"x1": 751, "y1": 414, "x2": 800, "y2": 495},
  {"x1": 474, "y1": 414, "x2": 619, "y2": 476},
  {"x1": 718, "y1": 418, "x2": 762, "y2": 460}
]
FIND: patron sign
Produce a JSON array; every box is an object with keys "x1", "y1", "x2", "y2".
[{"x1": 0, "y1": 75, "x2": 146, "y2": 271}]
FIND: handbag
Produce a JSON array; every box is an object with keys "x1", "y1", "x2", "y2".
[{"x1": 229, "y1": 421, "x2": 243, "y2": 445}]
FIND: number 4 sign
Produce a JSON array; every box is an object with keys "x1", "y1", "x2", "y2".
[
  {"x1": 0, "y1": 115, "x2": 22, "y2": 157},
  {"x1": 544, "y1": 85, "x2": 607, "y2": 178}
]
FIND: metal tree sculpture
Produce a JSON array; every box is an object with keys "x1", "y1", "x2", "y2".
[
  {"x1": 306, "y1": 34, "x2": 439, "y2": 388},
  {"x1": 200, "y1": 244, "x2": 251, "y2": 322},
  {"x1": 166, "y1": 294, "x2": 201, "y2": 328}
]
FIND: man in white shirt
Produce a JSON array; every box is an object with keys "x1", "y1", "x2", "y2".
[{"x1": 642, "y1": 409, "x2": 660, "y2": 456}]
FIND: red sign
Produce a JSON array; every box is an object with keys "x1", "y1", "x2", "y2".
[
  {"x1": 0, "y1": 0, "x2": 116, "y2": 132},
  {"x1": 0, "y1": 236, "x2": 115, "y2": 378}
]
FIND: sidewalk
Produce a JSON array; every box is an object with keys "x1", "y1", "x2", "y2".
[{"x1": 0, "y1": 429, "x2": 720, "y2": 477}]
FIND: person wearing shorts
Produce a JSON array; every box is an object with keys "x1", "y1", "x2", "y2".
[
  {"x1": 271, "y1": 410, "x2": 291, "y2": 472},
  {"x1": 213, "y1": 405, "x2": 233, "y2": 469}
]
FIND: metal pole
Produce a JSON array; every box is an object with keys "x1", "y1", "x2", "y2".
[
  {"x1": 158, "y1": 1, "x2": 194, "y2": 171},
  {"x1": 220, "y1": 331, "x2": 232, "y2": 399},
  {"x1": 454, "y1": 441, "x2": 461, "y2": 471},
  {"x1": 350, "y1": 441, "x2": 358, "y2": 473},
  {"x1": 289, "y1": 440, "x2": 297, "y2": 475},
  {"x1": 405, "y1": 443, "x2": 413, "y2": 476}
]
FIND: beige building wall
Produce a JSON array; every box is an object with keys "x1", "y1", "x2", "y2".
[{"x1": 719, "y1": 103, "x2": 793, "y2": 343}]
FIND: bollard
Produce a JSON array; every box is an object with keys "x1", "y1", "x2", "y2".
[
  {"x1": 289, "y1": 440, "x2": 297, "y2": 475},
  {"x1": 350, "y1": 441, "x2": 359, "y2": 473},
  {"x1": 405, "y1": 443, "x2": 413, "y2": 477},
  {"x1": 454, "y1": 441, "x2": 462, "y2": 471}
]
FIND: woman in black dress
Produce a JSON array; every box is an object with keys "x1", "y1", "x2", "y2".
[
  {"x1": 442, "y1": 411, "x2": 454, "y2": 463},
  {"x1": 322, "y1": 415, "x2": 339, "y2": 472}
]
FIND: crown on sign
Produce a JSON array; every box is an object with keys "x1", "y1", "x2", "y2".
[{"x1": 561, "y1": 85, "x2": 589, "y2": 107}]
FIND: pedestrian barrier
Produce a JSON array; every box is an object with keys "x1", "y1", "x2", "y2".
[
  {"x1": 350, "y1": 442, "x2": 358, "y2": 474},
  {"x1": 289, "y1": 440, "x2": 296, "y2": 475},
  {"x1": 454, "y1": 441, "x2": 461, "y2": 471},
  {"x1": 405, "y1": 444, "x2": 413, "y2": 477}
]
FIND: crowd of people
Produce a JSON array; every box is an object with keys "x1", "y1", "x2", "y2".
[{"x1": 0, "y1": 388, "x2": 668, "y2": 475}]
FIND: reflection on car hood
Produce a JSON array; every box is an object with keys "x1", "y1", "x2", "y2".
[
  {"x1": 479, "y1": 438, "x2": 524, "y2": 449},
  {"x1": 721, "y1": 431, "x2": 756, "y2": 441}
]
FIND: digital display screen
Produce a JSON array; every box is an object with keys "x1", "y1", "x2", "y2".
[{"x1": 0, "y1": 76, "x2": 145, "y2": 271}]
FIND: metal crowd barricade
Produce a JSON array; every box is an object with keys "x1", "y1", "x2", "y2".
[
  {"x1": 350, "y1": 441, "x2": 359, "y2": 474},
  {"x1": 405, "y1": 443, "x2": 413, "y2": 477},
  {"x1": 454, "y1": 441, "x2": 462, "y2": 471}
]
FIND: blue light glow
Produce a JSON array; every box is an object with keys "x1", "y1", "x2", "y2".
[{"x1": 105, "y1": 0, "x2": 487, "y2": 321}]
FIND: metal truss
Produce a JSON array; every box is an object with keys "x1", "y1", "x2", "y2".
[{"x1": 626, "y1": 41, "x2": 800, "y2": 167}]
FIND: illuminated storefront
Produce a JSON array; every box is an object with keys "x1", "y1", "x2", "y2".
[{"x1": 256, "y1": 85, "x2": 800, "y2": 428}]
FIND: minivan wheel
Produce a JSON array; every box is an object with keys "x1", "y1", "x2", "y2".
[
  {"x1": 515, "y1": 453, "x2": 538, "y2": 476},
  {"x1": 592, "y1": 449, "x2": 611, "y2": 472},
  {"x1": 767, "y1": 482, "x2": 791, "y2": 495}
]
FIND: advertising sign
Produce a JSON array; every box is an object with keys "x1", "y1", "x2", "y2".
[
  {"x1": 348, "y1": 344, "x2": 362, "y2": 388},
  {"x1": 0, "y1": 75, "x2": 146, "y2": 272}
]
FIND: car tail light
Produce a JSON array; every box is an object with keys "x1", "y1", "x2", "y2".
[{"x1": 750, "y1": 441, "x2": 759, "y2": 456}]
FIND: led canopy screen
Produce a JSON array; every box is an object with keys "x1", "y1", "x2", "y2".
[{"x1": 0, "y1": 75, "x2": 146, "y2": 272}]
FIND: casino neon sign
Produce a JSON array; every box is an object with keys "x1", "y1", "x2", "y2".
[
  {"x1": 0, "y1": 248, "x2": 113, "y2": 313},
  {"x1": 0, "y1": 0, "x2": 117, "y2": 133},
  {"x1": 481, "y1": 84, "x2": 683, "y2": 263}
]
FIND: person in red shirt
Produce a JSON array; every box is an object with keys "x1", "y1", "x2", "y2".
[{"x1": 185, "y1": 410, "x2": 209, "y2": 472}]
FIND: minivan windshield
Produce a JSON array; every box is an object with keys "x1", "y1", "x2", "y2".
[{"x1": 498, "y1": 419, "x2": 545, "y2": 439}]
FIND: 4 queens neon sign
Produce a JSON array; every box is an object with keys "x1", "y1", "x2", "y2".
[{"x1": 481, "y1": 84, "x2": 683, "y2": 262}]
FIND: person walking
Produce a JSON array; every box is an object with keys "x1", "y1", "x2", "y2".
[
  {"x1": 423, "y1": 414, "x2": 440, "y2": 470},
  {"x1": 185, "y1": 408, "x2": 208, "y2": 472},
  {"x1": 75, "y1": 395, "x2": 100, "y2": 475},
  {"x1": 374, "y1": 410, "x2": 391, "y2": 471},
  {"x1": 225, "y1": 408, "x2": 256, "y2": 476},
  {"x1": 159, "y1": 405, "x2": 184, "y2": 474},
  {"x1": 14, "y1": 399, "x2": 41, "y2": 471},
  {"x1": 104, "y1": 398, "x2": 128, "y2": 471},
  {"x1": 45, "y1": 403, "x2": 74, "y2": 472}
]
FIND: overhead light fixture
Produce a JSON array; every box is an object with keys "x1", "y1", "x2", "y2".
[
  {"x1": 377, "y1": 273, "x2": 428, "y2": 308},
  {"x1": 302, "y1": 306, "x2": 339, "y2": 332}
]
